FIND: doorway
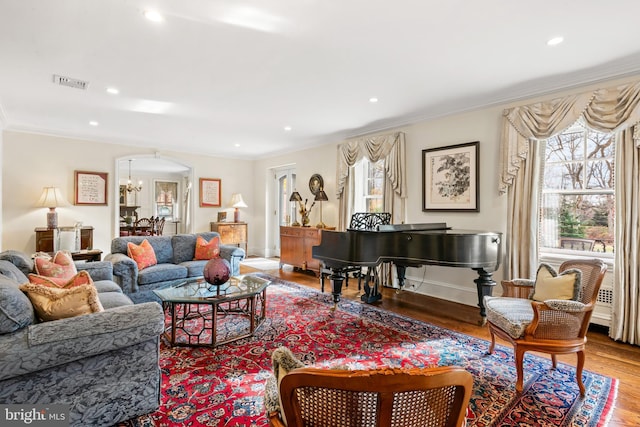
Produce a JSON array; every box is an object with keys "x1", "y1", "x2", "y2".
[{"x1": 271, "y1": 166, "x2": 297, "y2": 256}]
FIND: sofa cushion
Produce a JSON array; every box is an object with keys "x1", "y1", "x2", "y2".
[
  {"x1": 180, "y1": 260, "x2": 208, "y2": 278},
  {"x1": 34, "y1": 251, "x2": 77, "y2": 284},
  {"x1": 532, "y1": 263, "x2": 581, "y2": 302},
  {"x1": 98, "y1": 290, "x2": 134, "y2": 309},
  {"x1": 0, "y1": 260, "x2": 28, "y2": 284},
  {"x1": 93, "y1": 280, "x2": 124, "y2": 293},
  {"x1": 0, "y1": 276, "x2": 35, "y2": 333},
  {"x1": 28, "y1": 270, "x2": 94, "y2": 289},
  {"x1": 20, "y1": 283, "x2": 105, "y2": 322},
  {"x1": 194, "y1": 235, "x2": 220, "y2": 260},
  {"x1": 0, "y1": 250, "x2": 34, "y2": 277},
  {"x1": 112, "y1": 235, "x2": 174, "y2": 264},
  {"x1": 172, "y1": 232, "x2": 221, "y2": 264},
  {"x1": 127, "y1": 239, "x2": 158, "y2": 270},
  {"x1": 137, "y1": 263, "x2": 188, "y2": 285}
]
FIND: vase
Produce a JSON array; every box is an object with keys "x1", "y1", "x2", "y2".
[{"x1": 203, "y1": 257, "x2": 231, "y2": 287}]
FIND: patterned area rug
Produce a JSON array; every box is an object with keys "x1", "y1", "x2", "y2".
[{"x1": 121, "y1": 274, "x2": 617, "y2": 427}]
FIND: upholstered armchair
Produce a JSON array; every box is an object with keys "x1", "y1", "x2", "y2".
[
  {"x1": 484, "y1": 258, "x2": 607, "y2": 395},
  {"x1": 265, "y1": 347, "x2": 472, "y2": 427}
]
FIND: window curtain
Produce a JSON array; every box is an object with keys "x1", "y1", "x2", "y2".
[
  {"x1": 612, "y1": 126, "x2": 640, "y2": 344},
  {"x1": 336, "y1": 132, "x2": 407, "y2": 230},
  {"x1": 498, "y1": 80, "x2": 640, "y2": 344}
]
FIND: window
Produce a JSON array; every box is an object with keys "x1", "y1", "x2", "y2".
[
  {"x1": 352, "y1": 158, "x2": 385, "y2": 212},
  {"x1": 539, "y1": 120, "x2": 615, "y2": 255}
]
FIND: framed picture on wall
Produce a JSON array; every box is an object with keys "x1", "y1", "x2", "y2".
[
  {"x1": 199, "y1": 178, "x2": 221, "y2": 207},
  {"x1": 422, "y1": 141, "x2": 479, "y2": 212},
  {"x1": 74, "y1": 170, "x2": 108, "y2": 205}
]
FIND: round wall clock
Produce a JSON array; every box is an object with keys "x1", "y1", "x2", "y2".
[{"x1": 308, "y1": 174, "x2": 324, "y2": 195}]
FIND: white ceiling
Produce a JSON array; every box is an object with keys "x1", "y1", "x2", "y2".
[{"x1": 1, "y1": 0, "x2": 640, "y2": 160}]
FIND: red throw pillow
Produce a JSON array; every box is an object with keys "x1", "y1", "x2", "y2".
[
  {"x1": 34, "y1": 251, "x2": 77, "y2": 286},
  {"x1": 127, "y1": 239, "x2": 158, "y2": 270},
  {"x1": 194, "y1": 235, "x2": 220, "y2": 260},
  {"x1": 28, "y1": 270, "x2": 94, "y2": 289}
]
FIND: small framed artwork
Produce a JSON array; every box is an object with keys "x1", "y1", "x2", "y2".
[
  {"x1": 119, "y1": 185, "x2": 126, "y2": 205},
  {"x1": 422, "y1": 141, "x2": 479, "y2": 212},
  {"x1": 217, "y1": 211, "x2": 227, "y2": 222},
  {"x1": 74, "y1": 170, "x2": 108, "y2": 205},
  {"x1": 199, "y1": 178, "x2": 221, "y2": 207}
]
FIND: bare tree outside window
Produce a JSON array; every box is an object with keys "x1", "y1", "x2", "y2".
[{"x1": 540, "y1": 120, "x2": 615, "y2": 254}]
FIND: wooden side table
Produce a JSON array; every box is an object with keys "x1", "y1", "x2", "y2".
[
  {"x1": 210, "y1": 222, "x2": 248, "y2": 252},
  {"x1": 35, "y1": 226, "x2": 94, "y2": 252}
]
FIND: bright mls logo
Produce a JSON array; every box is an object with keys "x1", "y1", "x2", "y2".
[{"x1": 1, "y1": 405, "x2": 69, "y2": 426}]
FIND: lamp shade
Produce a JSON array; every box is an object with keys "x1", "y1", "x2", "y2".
[
  {"x1": 36, "y1": 187, "x2": 69, "y2": 208},
  {"x1": 230, "y1": 193, "x2": 248, "y2": 208},
  {"x1": 35, "y1": 187, "x2": 69, "y2": 229},
  {"x1": 314, "y1": 190, "x2": 328, "y2": 202},
  {"x1": 289, "y1": 191, "x2": 302, "y2": 202}
]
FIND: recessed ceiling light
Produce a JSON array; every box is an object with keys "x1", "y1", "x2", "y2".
[
  {"x1": 284, "y1": 126, "x2": 292, "y2": 131},
  {"x1": 144, "y1": 9, "x2": 164, "y2": 22},
  {"x1": 235, "y1": 143, "x2": 241, "y2": 147},
  {"x1": 547, "y1": 36, "x2": 564, "y2": 46},
  {"x1": 106, "y1": 87, "x2": 119, "y2": 95},
  {"x1": 369, "y1": 97, "x2": 378, "y2": 103},
  {"x1": 89, "y1": 121, "x2": 99, "y2": 126}
]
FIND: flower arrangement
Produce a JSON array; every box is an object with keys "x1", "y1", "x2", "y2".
[{"x1": 297, "y1": 199, "x2": 315, "y2": 226}]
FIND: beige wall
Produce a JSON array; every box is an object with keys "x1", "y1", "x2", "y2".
[{"x1": 1, "y1": 131, "x2": 254, "y2": 254}]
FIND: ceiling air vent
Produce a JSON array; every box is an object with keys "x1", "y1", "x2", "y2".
[{"x1": 52, "y1": 74, "x2": 89, "y2": 90}]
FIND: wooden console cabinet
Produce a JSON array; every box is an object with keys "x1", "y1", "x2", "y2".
[
  {"x1": 210, "y1": 222, "x2": 248, "y2": 252},
  {"x1": 279, "y1": 226, "x2": 322, "y2": 276},
  {"x1": 35, "y1": 226, "x2": 94, "y2": 252}
]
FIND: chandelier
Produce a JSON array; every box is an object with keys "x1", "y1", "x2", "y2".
[{"x1": 126, "y1": 159, "x2": 142, "y2": 193}]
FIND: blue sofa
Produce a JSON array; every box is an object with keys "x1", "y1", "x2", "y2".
[
  {"x1": 106, "y1": 232, "x2": 245, "y2": 303},
  {"x1": 0, "y1": 250, "x2": 164, "y2": 427}
]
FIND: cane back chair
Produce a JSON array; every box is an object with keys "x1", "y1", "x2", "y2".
[
  {"x1": 484, "y1": 258, "x2": 607, "y2": 395},
  {"x1": 268, "y1": 366, "x2": 472, "y2": 427}
]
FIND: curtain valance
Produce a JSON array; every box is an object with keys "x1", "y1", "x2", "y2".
[
  {"x1": 499, "y1": 81, "x2": 640, "y2": 194},
  {"x1": 335, "y1": 131, "x2": 407, "y2": 199}
]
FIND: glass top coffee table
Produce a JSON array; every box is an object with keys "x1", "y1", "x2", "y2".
[{"x1": 153, "y1": 275, "x2": 270, "y2": 347}]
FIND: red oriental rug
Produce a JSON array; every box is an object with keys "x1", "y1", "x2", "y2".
[{"x1": 121, "y1": 274, "x2": 617, "y2": 427}]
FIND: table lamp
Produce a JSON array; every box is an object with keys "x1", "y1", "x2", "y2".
[
  {"x1": 289, "y1": 191, "x2": 302, "y2": 226},
  {"x1": 230, "y1": 193, "x2": 248, "y2": 222},
  {"x1": 35, "y1": 186, "x2": 69, "y2": 229},
  {"x1": 314, "y1": 190, "x2": 328, "y2": 228}
]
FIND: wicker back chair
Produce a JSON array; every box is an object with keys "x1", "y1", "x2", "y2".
[
  {"x1": 485, "y1": 258, "x2": 607, "y2": 395},
  {"x1": 268, "y1": 366, "x2": 472, "y2": 427}
]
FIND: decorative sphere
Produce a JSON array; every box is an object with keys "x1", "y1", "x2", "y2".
[{"x1": 203, "y1": 258, "x2": 231, "y2": 286}]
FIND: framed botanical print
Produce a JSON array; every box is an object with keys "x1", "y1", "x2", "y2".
[{"x1": 422, "y1": 141, "x2": 479, "y2": 212}]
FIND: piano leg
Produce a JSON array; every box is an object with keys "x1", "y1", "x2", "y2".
[
  {"x1": 360, "y1": 267, "x2": 382, "y2": 304},
  {"x1": 473, "y1": 268, "x2": 497, "y2": 325},
  {"x1": 329, "y1": 272, "x2": 345, "y2": 309}
]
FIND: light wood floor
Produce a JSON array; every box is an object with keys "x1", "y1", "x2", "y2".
[{"x1": 240, "y1": 262, "x2": 640, "y2": 427}]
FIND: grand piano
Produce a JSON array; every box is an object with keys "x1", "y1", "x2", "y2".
[{"x1": 311, "y1": 223, "x2": 502, "y2": 323}]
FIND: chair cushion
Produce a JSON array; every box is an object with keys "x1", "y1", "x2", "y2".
[
  {"x1": 532, "y1": 263, "x2": 581, "y2": 302},
  {"x1": 127, "y1": 239, "x2": 158, "y2": 271},
  {"x1": 484, "y1": 296, "x2": 534, "y2": 339}
]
